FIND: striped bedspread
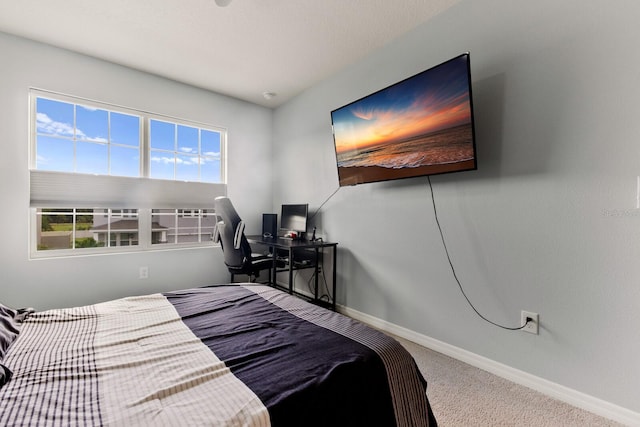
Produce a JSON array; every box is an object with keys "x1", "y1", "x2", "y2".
[{"x1": 0, "y1": 285, "x2": 435, "y2": 426}]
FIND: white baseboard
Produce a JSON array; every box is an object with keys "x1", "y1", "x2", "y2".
[{"x1": 338, "y1": 304, "x2": 640, "y2": 427}]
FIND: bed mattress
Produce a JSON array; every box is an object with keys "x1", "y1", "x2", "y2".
[{"x1": 0, "y1": 284, "x2": 436, "y2": 426}]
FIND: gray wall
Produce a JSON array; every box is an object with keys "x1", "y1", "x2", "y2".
[
  {"x1": 0, "y1": 32, "x2": 273, "y2": 310},
  {"x1": 273, "y1": 0, "x2": 640, "y2": 415}
]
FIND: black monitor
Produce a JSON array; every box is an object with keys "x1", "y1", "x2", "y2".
[{"x1": 280, "y1": 204, "x2": 308, "y2": 236}]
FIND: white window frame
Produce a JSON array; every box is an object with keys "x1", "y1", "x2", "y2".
[
  {"x1": 29, "y1": 89, "x2": 227, "y2": 258},
  {"x1": 151, "y1": 209, "x2": 217, "y2": 246}
]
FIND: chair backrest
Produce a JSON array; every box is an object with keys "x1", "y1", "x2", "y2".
[{"x1": 214, "y1": 197, "x2": 252, "y2": 270}]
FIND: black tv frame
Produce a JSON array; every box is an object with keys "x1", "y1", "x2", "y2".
[{"x1": 330, "y1": 53, "x2": 477, "y2": 187}]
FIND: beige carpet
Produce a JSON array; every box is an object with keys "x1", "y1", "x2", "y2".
[{"x1": 395, "y1": 337, "x2": 624, "y2": 427}]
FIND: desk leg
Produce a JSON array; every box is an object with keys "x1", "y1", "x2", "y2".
[
  {"x1": 288, "y1": 247, "x2": 294, "y2": 294},
  {"x1": 332, "y1": 246, "x2": 337, "y2": 311},
  {"x1": 314, "y1": 248, "x2": 319, "y2": 302},
  {"x1": 271, "y1": 248, "x2": 277, "y2": 286}
]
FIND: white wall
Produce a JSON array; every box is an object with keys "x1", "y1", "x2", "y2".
[
  {"x1": 0, "y1": 32, "x2": 273, "y2": 310},
  {"x1": 273, "y1": 0, "x2": 640, "y2": 416}
]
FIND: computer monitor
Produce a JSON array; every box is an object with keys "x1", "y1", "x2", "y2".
[{"x1": 280, "y1": 204, "x2": 308, "y2": 236}]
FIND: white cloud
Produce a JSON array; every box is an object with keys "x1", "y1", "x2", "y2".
[
  {"x1": 78, "y1": 104, "x2": 99, "y2": 112},
  {"x1": 178, "y1": 158, "x2": 197, "y2": 166},
  {"x1": 36, "y1": 112, "x2": 86, "y2": 138},
  {"x1": 36, "y1": 154, "x2": 49, "y2": 165},
  {"x1": 151, "y1": 156, "x2": 175, "y2": 165}
]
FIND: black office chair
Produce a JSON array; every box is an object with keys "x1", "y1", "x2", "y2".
[{"x1": 213, "y1": 196, "x2": 274, "y2": 283}]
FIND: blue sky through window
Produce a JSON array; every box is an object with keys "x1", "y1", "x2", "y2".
[
  {"x1": 76, "y1": 105, "x2": 108, "y2": 142},
  {"x1": 149, "y1": 119, "x2": 221, "y2": 183},
  {"x1": 111, "y1": 112, "x2": 140, "y2": 146},
  {"x1": 35, "y1": 96, "x2": 222, "y2": 183},
  {"x1": 36, "y1": 97, "x2": 141, "y2": 176}
]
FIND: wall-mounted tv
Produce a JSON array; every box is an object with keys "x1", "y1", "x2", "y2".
[{"x1": 330, "y1": 53, "x2": 477, "y2": 186}]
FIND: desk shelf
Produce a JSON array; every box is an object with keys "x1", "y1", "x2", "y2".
[{"x1": 247, "y1": 235, "x2": 338, "y2": 310}]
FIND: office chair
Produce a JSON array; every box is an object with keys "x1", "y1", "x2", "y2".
[{"x1": 213, "y1": 196, "x2": 275, "y2": 283}]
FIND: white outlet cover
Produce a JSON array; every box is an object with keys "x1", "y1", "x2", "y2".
[{"x1": 521, "y1": 311, "x2": 539, "y2": 334}]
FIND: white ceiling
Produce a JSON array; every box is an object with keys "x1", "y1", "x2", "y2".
[{"x1": 0, "y1": 0, "x2": 458, "y2": 107}]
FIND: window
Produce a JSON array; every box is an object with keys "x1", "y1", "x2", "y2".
[
  {"x1": 152, "y1": 209, "x2": 216, "y2": 245},
  {"x1": 110, "y1": 209, "x2": 137, "y2": 219},
  {"x1": 36, "y1": 208, "x2": 140, "y2": 251},
  {"x1": 149, "y1": 120, "x2": 221, "y2": 182},
  {"x1": 35, "y1": 97, "x2": 141, "y2": 176},
  {"x1": 29, "y1": 90, "x2": 227, "y2": 257}
]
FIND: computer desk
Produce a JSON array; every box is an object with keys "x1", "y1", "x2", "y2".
[{"x1": 246, "y1": 235, "x2": 338, "y2": 311}]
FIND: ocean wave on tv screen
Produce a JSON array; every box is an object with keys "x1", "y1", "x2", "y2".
[{"x1": 338, "y1": 124, "x2": 474, "y2": 169}]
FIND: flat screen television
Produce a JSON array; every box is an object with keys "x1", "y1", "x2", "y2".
[
  {"x1": 280, "y1": 204, "x2": 308, "y2": 235},
  {"x1": 330, "y1": 53, "x2": 477, "y2": 186}
]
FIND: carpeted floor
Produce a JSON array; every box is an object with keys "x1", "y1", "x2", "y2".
[{"x1": 395, "y1": 336, "x2": 624, "y2": 427}]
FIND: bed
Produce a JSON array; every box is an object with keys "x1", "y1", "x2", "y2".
[{"x1": 0, "y1": 284, "x2": 436, "y2": 426}]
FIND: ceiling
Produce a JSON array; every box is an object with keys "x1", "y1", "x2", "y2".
[{"x1": 0, "y1": 0, "x2": 458, "y2": 108}]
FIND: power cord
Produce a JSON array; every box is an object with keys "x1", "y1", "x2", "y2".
[
  {"x1": 308, "y1": 186, "x2": 341, "y2": 224},
  {"x1": 304, "y1": 250, "x2": 332, "y2": 302},
  {"x1": 427, "y1": 176, "x2": 530, "y2": 331},
  {"x1": 308, "y1": 186, "x2": 340, "y2": 242}
]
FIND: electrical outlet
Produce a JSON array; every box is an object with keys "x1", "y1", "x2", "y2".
[
  {"x1": 521, "y1": 311, "x2": 539, "y2": 334},
  {"x1": 139, "y1": 266, "x2": 149, "y2": 279}
]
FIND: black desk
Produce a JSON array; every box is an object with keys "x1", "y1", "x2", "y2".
[{"x1": 246, "y1": 235, "x2": 338, "y2": 310}]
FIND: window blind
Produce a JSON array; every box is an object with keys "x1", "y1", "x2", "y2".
[{"x1": 30, "y1": 170, "x2": 226, "y2": 209}]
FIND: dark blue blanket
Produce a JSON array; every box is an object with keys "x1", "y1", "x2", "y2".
[{"x1": 165, "y1": 285, "x2": 435, "y2": 427}]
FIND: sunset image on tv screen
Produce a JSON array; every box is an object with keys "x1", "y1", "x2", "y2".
[{"x1": 331, "y1": 54, "x2": 476, "y2": 186}]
